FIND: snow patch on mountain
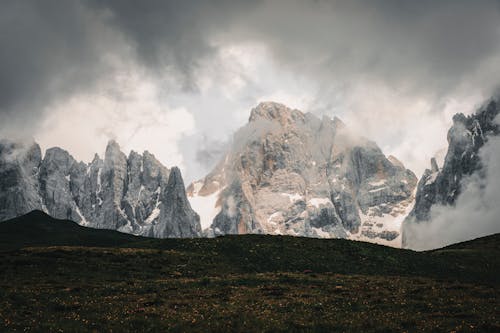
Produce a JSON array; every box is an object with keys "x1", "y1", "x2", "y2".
[
  {"x1": 188, "y1": 188, "x2": 223, "y2": 230},
  {"x1": 281, "y1": 193, "x2": 303, "y2": 203},
  {"x1": 308, "y1": 197, "x2": 332, "y2": 208}
]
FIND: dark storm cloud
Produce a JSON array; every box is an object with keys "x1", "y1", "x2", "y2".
[
  {"x1": 88, "y1": 0, "x2": 258, "y2": 90},
  {"x1": 225, "y1": 0, "x2": 500, "y2": 99},
  {"x1": 89, "y1": 0, "x2": 500, "y2": 98},
  {"x1": 1, "y1": 0, "x2": 500, "y2": 135},
  {"x1": 0, "y1": 0, "x2": 115, "y2": 131},
  {"x1": 0, "y1": 0, "x2": 256, "y2": 133}
]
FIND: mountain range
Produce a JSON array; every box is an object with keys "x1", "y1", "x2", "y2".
[
  {"x1": 0, "y1": 139, "x2": 201, "y2": 238},
  {"x1": 1, "y1": 97, "x2": 499, "y2": 248}
]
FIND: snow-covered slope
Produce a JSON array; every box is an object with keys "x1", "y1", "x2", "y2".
[{"x1": 188, "y1": 102, "x2": 417, "y2": 246}]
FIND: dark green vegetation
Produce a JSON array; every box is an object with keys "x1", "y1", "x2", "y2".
[
  {"x1": 0, "y1": 211, "x2": 498, "y2": 332},
  {"x1": 0, "y1": 210, "x2": 146, "y2": 249}
]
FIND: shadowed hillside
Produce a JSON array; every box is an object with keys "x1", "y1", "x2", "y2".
[
  {"x1": 0, "y1": 211, "x2": 498, "y2": 331},
  {"x1": 0, "y1": 210, "x2": 146, "y2": 249}
]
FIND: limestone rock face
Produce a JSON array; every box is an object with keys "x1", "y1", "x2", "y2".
[
  {"x1": 0, "y1": 140, "x2": 200, "y2": 238},
  {"x1": 152, "y1": 167, "x2": 201, "y2": 238},
  {"x1": 188, "y1": 102, "x2": 417, "y2": 246},
  {"x1": 403, "y1": 98, "x2": 500, "y2": 246},
  {"x1": 0, "y1": 140, "x2": 43, "y2": 220},
  {"x1": 39, "y1": 147, "x2": 80, "y2": 222}
]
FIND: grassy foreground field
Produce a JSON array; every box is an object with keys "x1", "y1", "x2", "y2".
[{"x1": 0, "y1": 211, "x2": 498, "y2": 332}]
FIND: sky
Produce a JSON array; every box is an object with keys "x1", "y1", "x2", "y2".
[{"x1": 1, "y1": 0, "x2": 500, "y2": 183}]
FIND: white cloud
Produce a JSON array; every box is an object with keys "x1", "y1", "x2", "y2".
[
  {"x1": 36, "y1": 67, "x2": 195, "y2": 170},
  {"x1": 404, "y1": 120, "x2": 500, "y2": 251},
  {"x1": 30, "y1": 39, "x2": 489, "y2": 186},
  {"x1": 302, "y1": 80, "x2": 487, "y2": 177}
]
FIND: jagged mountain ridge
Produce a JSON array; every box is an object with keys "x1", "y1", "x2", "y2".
[
  {"x1": 188, "y1": 102, "x2": 417, "y2": 246},
  {"x1": 402, "y1": 98, "x2": 500, "y2": 246},
  {"x1": 0, "y1": 140, "x2": 201, "y2": 238}
]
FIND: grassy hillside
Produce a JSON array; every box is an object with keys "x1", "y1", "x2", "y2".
[
  {"x1": 0, "y1": 210, "x2": 146, "y2": 249},
  {"x1": 0, "y1": 211, "x2": 498, "y2": 332}
]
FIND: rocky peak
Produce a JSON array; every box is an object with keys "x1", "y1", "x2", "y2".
[
  {"x1": 128, "y1": 150, "x2": 141, "y2": 161},
  {"x1": 189, "y1": 102, "x2": 417, "y2": 246},
  {"x1": 153, "y1": 166, "x2": 201, "y2": 238},
  {"x1": 316, "y1": 114, "x2": 345, "y2": 132},
  {"x1": 165, "y1": 167, "x2": 185, "y2": 194},
  {"x1": 90, "y1": 153, "x2": 101, "y2": 165},
  {"x1": 142, "y1": 150, "x2": 169, "y2": 186},
  {"x1": 42, "y1": 147, "x2": 76, "y2": 174},
  {"x1": 24, "y1": 142, "x2": 42, "y2": 167},
  {"x1": 105, "y1": 139, "x2": 120, "y2": 151},
  {"x1": 104, "y1": 140, "x2": 126, "y2": 164},
  {"x1": 0, "y1": 140, "x2": 43, "y2": 221},
  {"x1": 249, "y1": 101, "x2": 305, "y2": 126},
  {"x1": 387, "y1": 155, "x2": 405, "y2": 169},
  {"x1": 452, "y1": 112, "x2": 467, "y2": 125},
  {"x1": 430, "y1": 157, "x2": 439, "y2": 173},
  {"x1": 403, "y1": 97, "x2": 500, "y2": 246},
  {"x1": 0, "y1": 139, "x2": 41, "y2": 166}
]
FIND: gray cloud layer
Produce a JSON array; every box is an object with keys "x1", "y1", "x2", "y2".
[
  {"x1": 93, "y1": 0, "x2": 500, "y2": 99},
  {"x1": 0, "y1": 1, "x2": 116, "y2": 131},
  {"x1": 1, "y1": 0, "x2": 500, "y2": 180},
  {"x1": 2, "y1": 0, "x2": 500, "y2": 120},
  {"x1": 88, "y1": 0, "x2": 258, "y2": 89}
]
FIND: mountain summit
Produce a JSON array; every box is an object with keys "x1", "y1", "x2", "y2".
[{"x1": 188, "y1": 102, "x2": 417, "y2": 246}]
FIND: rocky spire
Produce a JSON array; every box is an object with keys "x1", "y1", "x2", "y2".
[
  {"x1": 0, "y1": 139, "x2": 201, "y2": 238},
  {"x1": 153, "y1": 167, "x2": 201, "y2": 238},
  {"x1": 430, "y1": 157, "x2": 439, "y2": 173}
]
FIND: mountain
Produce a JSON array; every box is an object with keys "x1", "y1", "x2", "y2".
[
  {"x1": 0, "y1": 140, "x2": 201, "y2": 238},
  {"x1": 0, "y1": 210, "x2": 146, "y2": 250},
  {"x1": 403, "y1": 98, "x2": 500, "y2": 246},
  {"x1": 0, "y1": 140, "x2": 42, "y2": 217},
  {"x1": 188, "y1": 102, "x2": 417, "y2": 246}
]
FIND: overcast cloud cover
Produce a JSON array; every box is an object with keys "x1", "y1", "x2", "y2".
[{"x1": 1, "y1": 0, "x2": 500, "y2": 182}]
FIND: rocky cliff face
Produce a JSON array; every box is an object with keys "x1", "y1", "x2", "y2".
[
  {"x1": 0, "y1": 140, "x2": 43, "y2": 218},
  {"x1": 402, "y1": 98, "x2": 500, "y2": 246},
  {"x1": 0, "y1": 140, "x2": 201, "y2": 238},
  {"x1": 188, "y1": 102, "x2": 417, "y2": 246}
]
